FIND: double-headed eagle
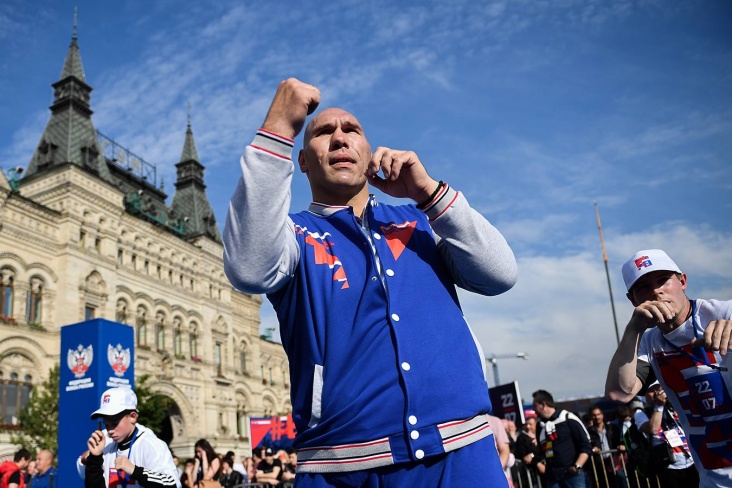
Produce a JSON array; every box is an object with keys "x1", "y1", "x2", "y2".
[
  {"x1": 108, "y1": 343, "x2": 131, "y2": 377},
  {"x1": 67, "y1": 344, "x2": 93, "y2": 378}
]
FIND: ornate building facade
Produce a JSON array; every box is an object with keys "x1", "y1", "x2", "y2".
[{"x1": 0, "y1": 27, "x2": 290, "y2": 458}]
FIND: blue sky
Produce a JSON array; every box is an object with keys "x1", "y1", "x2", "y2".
[{"x1": 1, "y1": 0, "x2": 730, "y2": 401}]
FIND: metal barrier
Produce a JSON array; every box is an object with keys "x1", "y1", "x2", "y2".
[
  {"x1": 510, "y1": 460, "x2": 543, "y2": 488},
  {"x1": 585, "y1": 449, "x2": 662, "y2": 488},
  {"x1": 509, "y1": 449, "x2": 663, "y2": 488}
]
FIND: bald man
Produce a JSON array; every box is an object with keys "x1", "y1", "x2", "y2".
[{"x1": 29, "y1": 450, "x2": 57, "y2": 488}]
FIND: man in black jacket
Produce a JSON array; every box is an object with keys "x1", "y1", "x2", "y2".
[{"x1": 533, "y1": 390, "x2": 592, "y2": 488}]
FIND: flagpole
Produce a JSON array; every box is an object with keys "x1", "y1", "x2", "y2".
[{"x1": 595, "y1": 202, "x2": 620, "y2": 345}]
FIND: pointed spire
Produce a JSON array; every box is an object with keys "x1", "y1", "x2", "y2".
[
  {"x1": 180, "y1": 101, "x2": 199, "y2": 162},
  {"x1": 60, "y1": 8, "x2": 86, "y2": 81},
  {"x1": 170, "y1": 111, "x2": 221, "y2": 243},
  {"x1": 24, "y1": 14, "x2": 114, "y2": 184}
]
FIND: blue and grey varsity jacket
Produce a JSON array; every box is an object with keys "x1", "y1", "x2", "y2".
[{"x1": 223, "y1": 129, "x2": 518, "y2": 473}]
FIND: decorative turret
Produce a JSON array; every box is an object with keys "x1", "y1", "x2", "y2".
[
  {"x1": 169, "y1": 111, "x2": 222, "y2": 243},
  {"x1": 23, "y1": 17, "x2": 113, "y2": 184}
]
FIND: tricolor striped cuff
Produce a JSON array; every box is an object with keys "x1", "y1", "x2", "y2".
[
  {"x1": 296, "y1": 413, "x2": 494, "y2": 473},
  {"x1": 250, "y1": 129, "x2": 294, "y2": 161},
  {"x1": 421, "y1": 183, "x2": 459, "y2": 222},
  {"x1": 297, "y1": 437, "x2": 393, "y2": 473}
]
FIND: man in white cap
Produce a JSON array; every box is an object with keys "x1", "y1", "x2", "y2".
[
  {"x1": 77, "y1": 386, "x2": 181, "y2": 487},
  {"x1": 605, "y1": 249, "x2": 732, "y2": 488}
]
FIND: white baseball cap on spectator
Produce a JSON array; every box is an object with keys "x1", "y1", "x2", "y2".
[
  {"x1": 90, "y1": 387, "x2": 138, "y2": 419},
  {"x1": 622, "y1": 249, "x2": 681, "y2": 292}
]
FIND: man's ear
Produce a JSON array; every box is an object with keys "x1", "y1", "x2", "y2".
[
  {"x1": 626, "y1": 291, "x2": 640, "y2": 308},
  {"x1": 129, "y1": 411, "x2": 139, "y2": 422},
  {"x1": 677, "y1": 272, "x2": 688, "y2": 291},
  {"x1": 297, "y1": 150, "x2": 308, "y2": 174}
]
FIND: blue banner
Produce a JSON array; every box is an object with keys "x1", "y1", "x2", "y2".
[{"x1": 58, "y1": 319, "x2": 135, "y2": 487}]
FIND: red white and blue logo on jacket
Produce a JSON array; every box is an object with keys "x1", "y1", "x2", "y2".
[{"x1": 295, "y1": 220, "x2": 417, "y2": 290}]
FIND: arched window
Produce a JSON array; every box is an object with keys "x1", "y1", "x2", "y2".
[
  {"x1": 173, "y1": 318, "x2": 182, "y2": 357},
  {"x1": 136, "y1": 306, "x2": 148, "y2": 346},
  {"x1": 239, "y1": 344, "x2": 248, "y2": 373},
  {"x1": 215, "y1": 342, "x2": 222, "y2": 376},
  {"x1": 26, "y1": 277, "x2": 43, "y2": 324},
  {"x1": 20, "y1": 375, "x2": 32, "y2": 416},
  {"x1": 156, "y1": 326, "x2": 165, "y2": 351},
  {"x1": 155, "y1": 312, "x2": 166, "y2": 351},
  {"x1": 0, "y1": 269, "x2": 14, "y2": 317},
  {"x1": 1, "y1": 371, "x2": 33, "y2": 426},
  {"x1": 189, "y1": 322, "x2": 198, "y2": 359}
]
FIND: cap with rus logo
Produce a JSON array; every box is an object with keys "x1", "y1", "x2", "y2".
[
  {"x1": 90, "y1": 386, "x2": 138, "y2": 419},
  {"x1": 622, "y1": 249, "x2": 681, "y2": 292}
]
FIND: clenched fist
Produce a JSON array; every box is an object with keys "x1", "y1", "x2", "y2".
[{"x1": 262, "y1": 78, "x2": 320, "y2": 140}]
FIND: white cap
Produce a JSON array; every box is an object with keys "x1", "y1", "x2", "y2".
[
  {"x1": 90, "y1": 387, "x2": 138, "y2": 419},
  {"x1": 622, "y1": 249, "x2": 681, "y2": 292}
]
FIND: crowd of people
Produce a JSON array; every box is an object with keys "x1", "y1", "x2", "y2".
[
  {"x1": 177, "y1": 442, "x2": 297, "y2": 488},
  {"x1": 0, "y1": 442, "x2": 299, "y2": 488},
  {"x1": 497, "y1": 388, "x2": 698, "y2": 488},
  {"x1": 0, "y1": 448, "x2": 57, "y2": 488}
]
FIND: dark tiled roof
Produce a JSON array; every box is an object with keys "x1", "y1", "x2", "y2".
[
  {"x1": 24, "y1": 32, "x2": 113, "y2": 184},
  {"x1": 21, "y1": 26, "x2": 222, "y2": 245},
  {"x1": 170, "y1": 124, "x2": 222, "y2": 243},
  {"x1": 180, "y1": 123, "x2": 199, "y2": 162},
  {"x1": 60, "y1": 33, "x2": 86, "y2": 81}
]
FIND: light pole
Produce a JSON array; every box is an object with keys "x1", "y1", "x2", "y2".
[
  {"x1": 486, "y1": 352, "x2": 528, "y2": 386},
  {"x1": 595, "y1": 202, "x2": 620, "y2": 345}
]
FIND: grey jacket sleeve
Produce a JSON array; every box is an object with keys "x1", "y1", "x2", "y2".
[
  {"x1": 426, "y1": 185, "x2": 518, "y2": 296},
  {"x1": 223, "y1": 131, "x2": 300, "y2": 295}
]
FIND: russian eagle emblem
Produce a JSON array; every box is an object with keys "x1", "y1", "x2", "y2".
[
  {"x1": 67, "y1": 344, "x2": 93, "y2": 378},
  {"x1": 108, "y1": 343, "x2": 131, "y2": 377}
]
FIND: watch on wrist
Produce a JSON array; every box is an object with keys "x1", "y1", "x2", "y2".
[{"x1": 575, "y1": 464, "x2": 582, "y2": 471}]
